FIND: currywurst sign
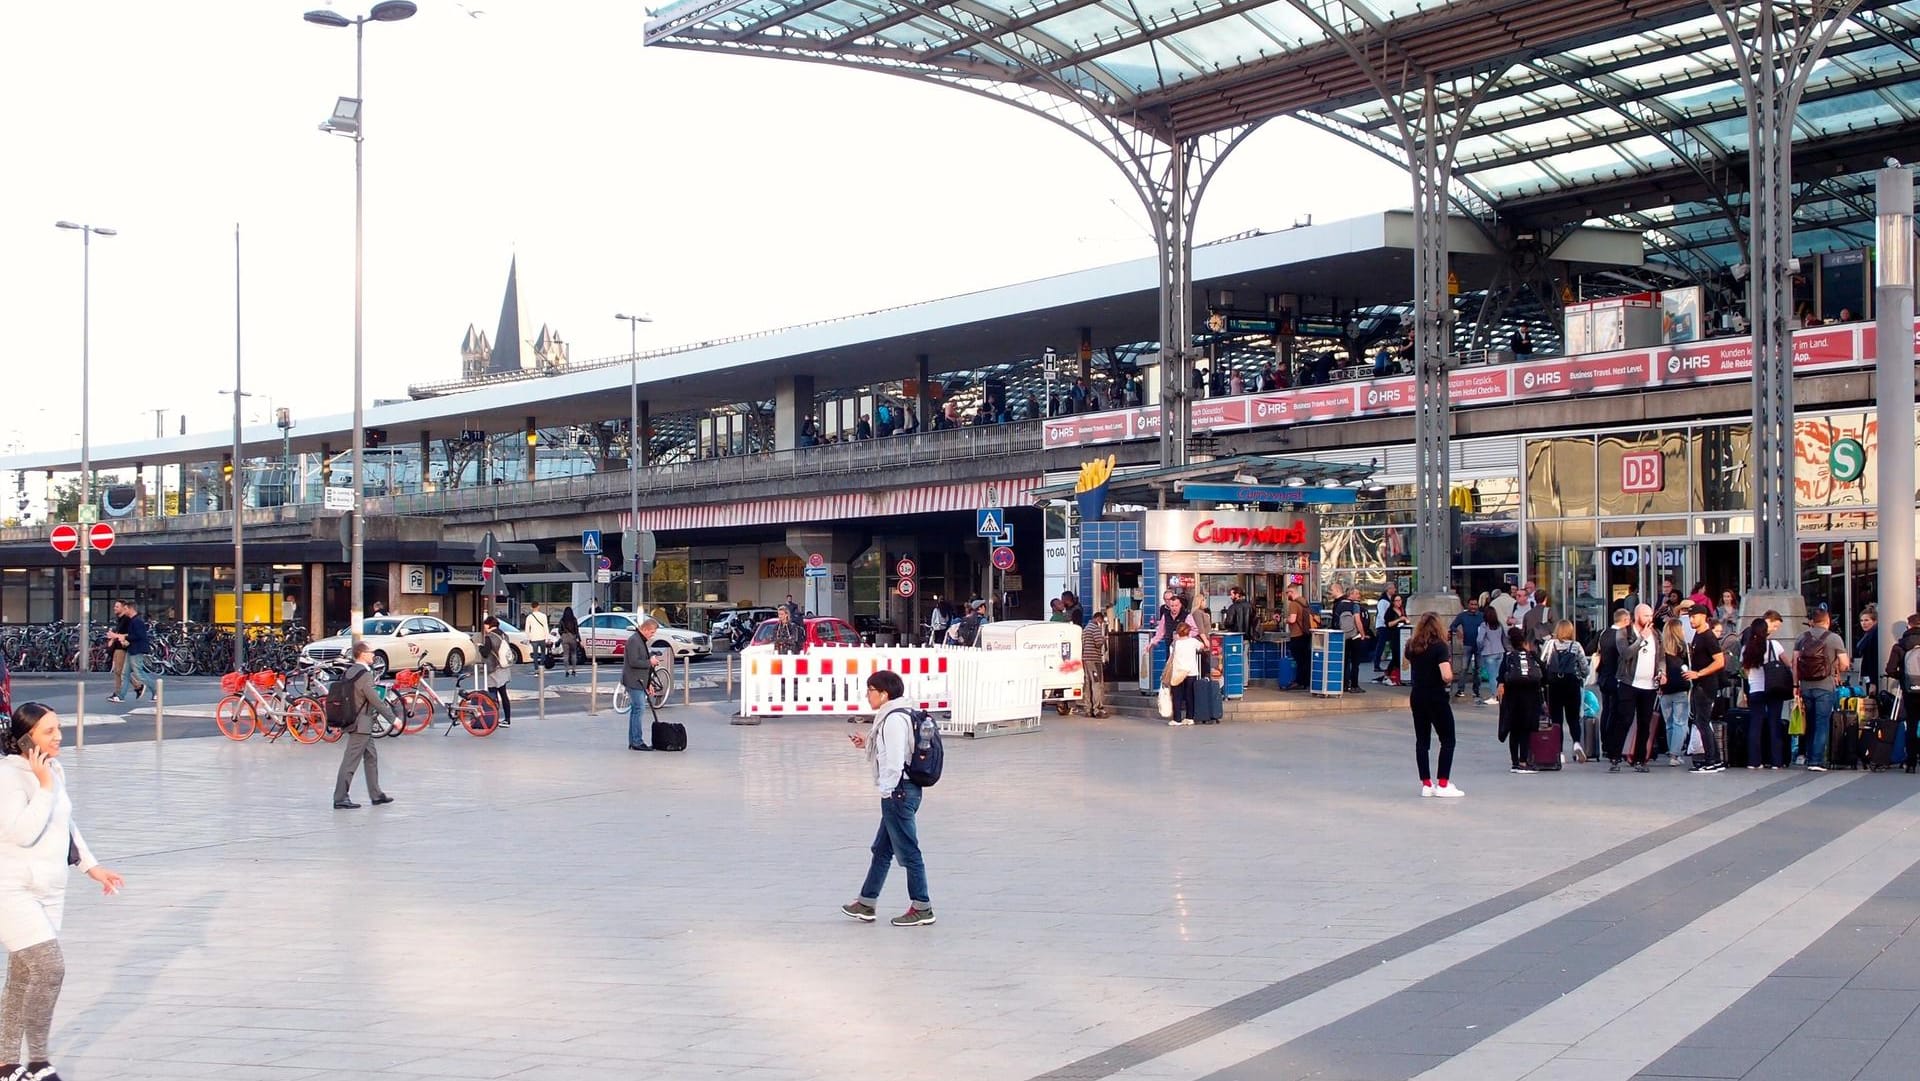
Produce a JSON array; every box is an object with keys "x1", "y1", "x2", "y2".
[{"x1": 1143, "y1": 510, "x2": 1319, "y2": 553}]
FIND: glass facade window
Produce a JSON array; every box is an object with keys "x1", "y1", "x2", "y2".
[
  {"x1": 646, "y1": 551, "x2": 689, "y2": 628},
  {"x1": 1696, "y1": 423, "x2": 1751, "y2": 512},
  {"x1": 1597, "y1": 429, "x2": 1690, "y2": 517},
  {"x1": 1525, "y1": 437, "x2": 1597, "y2": 519}
]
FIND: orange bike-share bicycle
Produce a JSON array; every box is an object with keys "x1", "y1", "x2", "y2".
[
  {"x1": 392, "y1": 667, "x2": 500, "y2": 736},
  {"x1": 215, "y1": 671, "x2": 328, "y2": 744}
]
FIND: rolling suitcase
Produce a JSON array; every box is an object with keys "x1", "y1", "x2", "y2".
[
  {"x1": 1194, "y1": 677, "x2": 1224, "y2": 724},
  {"x1": 650, "y1": 718, "x2": 688, "y2": 752},
  {"x1": 1529, "y1": 721, "x2": 1564, "y2": 771},
  {"x1": 1723, "y1": 707, "x2": 1750, "y2": 768},
  {"x1": 1864, "y1": 717, "x2": 1899, "y2": 771}
]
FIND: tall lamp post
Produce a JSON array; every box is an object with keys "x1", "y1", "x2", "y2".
[
  {"x1": 54, "y1": 220, "x2": 115, "y2": 684},
  {"x1": 305, "y1": 0, "x2": 416, "y2": 645},
  {"x1": 616, "y1": 312, "x2": 652, "y2": 612}
]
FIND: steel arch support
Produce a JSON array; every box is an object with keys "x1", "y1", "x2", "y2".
[{"x1": 1710, "y1": 0, "x2": 1862, "y2": 599}]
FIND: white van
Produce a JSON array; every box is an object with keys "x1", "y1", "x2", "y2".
[{"x1": 976, "y1": 620, "x2": 1083, "y2": 707}]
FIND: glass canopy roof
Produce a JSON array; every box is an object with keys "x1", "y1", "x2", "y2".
[{"x1": 647, "y1": 0, "x2": 1920, "y2": 274}]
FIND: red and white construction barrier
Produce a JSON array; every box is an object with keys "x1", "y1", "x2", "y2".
[{"x1": 738, "y1": 646, "x2": 1045, "y2": 737}]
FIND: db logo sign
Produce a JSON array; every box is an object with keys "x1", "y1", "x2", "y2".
[{"x1": 1621, "y1": 450, "x2": 1664, "y2": 494}]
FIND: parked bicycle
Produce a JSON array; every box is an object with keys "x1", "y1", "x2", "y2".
[
  {"x1": 215, "y1": 670, "x2": 329, "y2": 744},
  {"x1": 393, "y1": 667, "x2": 500, "y2": 737},
  {"x1": 611, "y1": 655, "x2": 673, "y2": 714}
]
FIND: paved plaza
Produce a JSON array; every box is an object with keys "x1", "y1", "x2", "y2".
[{"x1": 32, "y1": 693, "x2": 1920, "y2": 1080}]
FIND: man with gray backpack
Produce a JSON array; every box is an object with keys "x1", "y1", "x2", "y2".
[{"x1": 841, "y1": 670, "x2": 940, "y2": 927}]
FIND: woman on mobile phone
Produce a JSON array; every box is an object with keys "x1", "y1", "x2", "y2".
[{"x1": 0, "y1": 702, "x2": 123, "y2": 1081}]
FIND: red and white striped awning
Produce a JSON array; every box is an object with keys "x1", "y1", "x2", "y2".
[{"x1": 637, "y1": 477, "x2": 1040, "y2": 532}]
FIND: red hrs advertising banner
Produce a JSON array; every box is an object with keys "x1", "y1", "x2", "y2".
[
  {"x1": 1448, "y1": 366, "x2": 1511, "y2": 404},
  {"x1": 1355, "y1": 378, "x2": 1414, "y2": 415},
  {"x1": 1856, "y1": 320, "x2": 1920, "y2": 360},
  {"x1": 1516, "y1": 352, "x2": 1654, "y2": 397},
  {"x1": 1042, "y1": 411, "x2": 1129, "y2": 449},
  {"x1": 1190, "y1": 397, "x2": 1250, "y2": 431},
  {"x1": 1129, "y1": 407, "x2": 1163, "y2": 441},
  {"x1": 1250, "y1": 386, "x2": 1357, "y2": 424},
  {"x1": 1789, "y1": 327, "x2": 1857, "y2": 369}
]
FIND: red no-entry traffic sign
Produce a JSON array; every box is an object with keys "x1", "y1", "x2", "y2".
[
  {"x1": 49, "y1": 524, "x2": 79, "y2": 555},
  {"x1": 481, "y1": 557, "x2": 497, "y2": 580},
  {"x1": 88, "y1": 522, "x2": 115, "y2": 553}
]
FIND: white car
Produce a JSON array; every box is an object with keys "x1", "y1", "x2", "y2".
[
  {"x1": 300, "y1": 616, "x2": 478, "y2": 679},
  {"x1": 576, "y1": 612, "x2": 711, "y2": 661}
]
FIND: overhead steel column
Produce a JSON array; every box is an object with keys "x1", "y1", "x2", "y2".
[
  {"x1": 1154, "y1": 138, "x2": 1194, "y2": 470},
  {"x1": 1410, "y1": 84, "x2": 1453, "y2": 600},
  {"x1": 1876, "y1": 164, "x2": 1915, "y2": 628},
  {"x1": 1712, "y1": 0, "x2": 1859, "y2": 624}
]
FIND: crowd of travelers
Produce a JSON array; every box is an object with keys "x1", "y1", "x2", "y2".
[{"x1": 1387, "y1": 574, "x2": 1918, "y2": 801}]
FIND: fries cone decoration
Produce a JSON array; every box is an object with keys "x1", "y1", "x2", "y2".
[{"x1": 1073, "y1": 454, "x2": 1116, "y2": 495}]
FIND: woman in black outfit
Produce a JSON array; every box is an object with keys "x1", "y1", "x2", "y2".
[
  {"x1": 1497, "y1": 626, "x2": 1544, "y2": 773},
  {"x1": 1406, "y1": 613, "x2": 1465, "y2": 798},
  {"x1": 1374, "y1": 595, "x2": 1409, "y2": 684}
]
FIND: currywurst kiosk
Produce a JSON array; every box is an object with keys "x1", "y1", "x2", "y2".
[{"x1": 1075, "y1": 509, "x2": 1320, "y2": 694}]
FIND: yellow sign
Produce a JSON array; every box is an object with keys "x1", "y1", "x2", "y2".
[
  {"x1": 763, "y1": 557, "x2": 805, "y2": 579},
  {"x1": 213, "y1": 592, "x2": 283, "y2": 626},
  {"x1": 1446, "y1": 270, "x2": 1462, "y2": 296}
]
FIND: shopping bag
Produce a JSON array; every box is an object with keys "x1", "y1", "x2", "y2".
[
  {"x1": 1156, "y1": 688, "x2": 1173, "y2": 719},
  {"x1": 1789, "y1": 699, "x2": 1806, "y2": 737},
  {"x1": 1686, "y1": 726, "x2": 1705, "y2": 756}
]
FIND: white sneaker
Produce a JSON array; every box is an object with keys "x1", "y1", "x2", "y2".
[
  {"x1": 1167, "y1": 719, "x2": 1181, "y2": 727},
  {"x1": 1180, "y1": 719, "x2": 1196, "y2": 726},
  {"x1": 1432, "y1": 783, "x2": 1466, "y2": 799},
  {"x1": 1481, "y1": 697, "x2": 1499, "y2": 706},
  {"x1": 1421, "y1": 785, "x2": 1435, "y2": 798}
]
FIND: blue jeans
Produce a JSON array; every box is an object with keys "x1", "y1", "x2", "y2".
[
  {"x1": 128, "y1": 652, "x2": 160, "y2": 692},
  {"x1": 1661, "y1": 692, "x2": 1691, "y2": 757},
  {"x1": 859, "y1": 783, "x2": 929, "y2": 907},
  {"x1": 627, "y1": 691, "x2": 648, "y2": 747},
  {"x1": 1802, "y1": 687, "x2": 1836, "y2": 767},
  {"x1": 1748, "y1": 689, "x2": 1787, "y2": 767}
]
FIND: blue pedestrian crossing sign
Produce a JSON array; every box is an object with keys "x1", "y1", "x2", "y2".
[
  {"x1": 581, "y1": 529, "x2": 602, "y2": 555},
  {"x1": 976, "y1": 509, "x2": 1005, "y2": 537}
]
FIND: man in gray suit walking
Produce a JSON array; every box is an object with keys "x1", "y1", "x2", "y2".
[{"x1": 333, "y1": 641, "x2": 398, "y2": 810}]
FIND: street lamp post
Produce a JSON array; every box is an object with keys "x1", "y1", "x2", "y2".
[
  {"x1": 305, "y1": 0, "x2": 416, "y2": 645},
  {"x1": 1876, "y1": 163, "x2": 1916, "y2": 629},
  {"x1": 616, "y1": 312, "x2": 652, "y2": 612},
  {"x1": 54, "y1": 220, "x2": 115, "y2": 685},
  {"x1": 1042, "y1": 346, "x2": 1058, "y2": 419}
]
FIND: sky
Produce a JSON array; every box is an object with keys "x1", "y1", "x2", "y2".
[{"x1": 6, "y1": 0, "x2": 1411, "y2": 461}]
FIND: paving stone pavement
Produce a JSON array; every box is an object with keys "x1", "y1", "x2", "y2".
[{"x1": 32, "y1": 696, "x2": 1920, "y2": 1080}]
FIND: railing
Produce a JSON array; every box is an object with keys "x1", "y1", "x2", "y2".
[
  {"x1": 0, "y1": 502, "x2": 326, "y2": 544},
  {"x1": 367, "y1": 421, "x2": 1043, "y2": 518}
]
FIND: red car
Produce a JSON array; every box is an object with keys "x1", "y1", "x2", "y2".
[{"x1": 748, "y1": 617, "x2": 862, "y2": 651}]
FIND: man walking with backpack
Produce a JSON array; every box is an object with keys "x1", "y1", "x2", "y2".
[
  {"x1": 842, "y1": 670, "x2": 936, "y2": 927},
  {"x1": 332, "y1": 641, "x2": 397, "y2": 809},
  {"x1": 1792, "y1": 605, "x2": 1850, "y2": 771}
]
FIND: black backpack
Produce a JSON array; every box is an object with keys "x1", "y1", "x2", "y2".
[
  {"x1": 1795, "y1": 631, "x2": 1835, "y2": 683},
  {"x1": 324, "y1": 669, "x2": 361, "y2": 731},
  {"x1": 899, "y1": 708, "x2": 943, "y2": 787},
  {"x1": 956, "y1": 615, "x2": 982, "y2": 647},
  {"x1": 1502, "y1": 649, "x2": 1543, "y2": 688},
  {"x1": 1547, "y1": 644, "x2": 1582, "y2": 685}
]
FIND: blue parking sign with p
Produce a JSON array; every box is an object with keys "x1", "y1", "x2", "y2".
[{"x1": 976, "y1": 509, "x2": 1003, "y2": 537}]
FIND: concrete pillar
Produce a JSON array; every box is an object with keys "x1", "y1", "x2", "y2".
[
  {"x1": 786, "y1": 526, "x2": 865, "y2": 619},
  {"x1": 306, "y1": 563, "x2": 324, "y2": 638},
  {"x1": 774, "y1": 375, "x2": 816, "y2": 452}
]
